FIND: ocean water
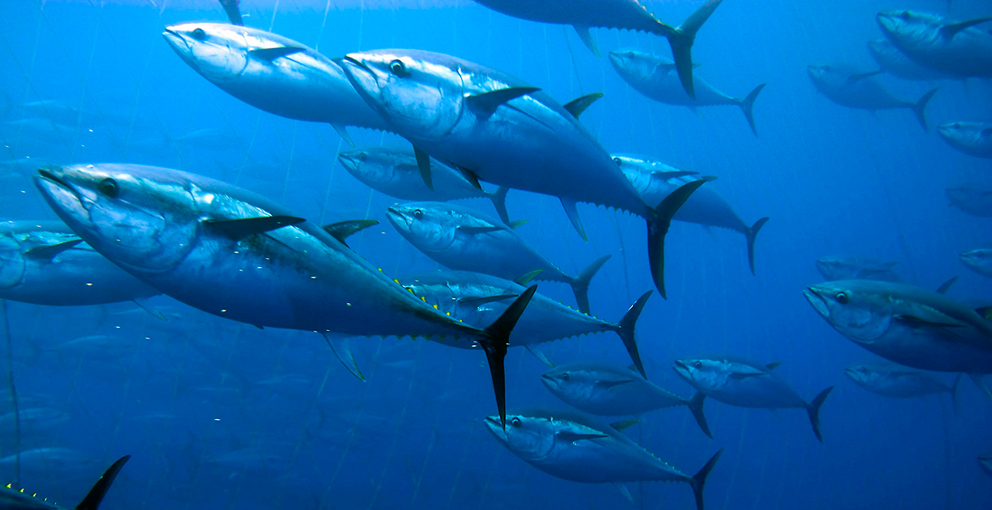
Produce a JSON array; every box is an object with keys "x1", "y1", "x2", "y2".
[{"x1": 0, "y1": 0, "x2": 990, "y2": 509}]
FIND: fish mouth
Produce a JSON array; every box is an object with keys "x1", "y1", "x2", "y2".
[
  {"x1": 803, "y1": 286, "x2": 831, "y2": 318},
  {"x1": 161, "y1": 27, "x2": 190, "y2": 54},
  {"x1": 935, "y1": 123, "x2": 954, "y2": 139},
  {"x1": 36, "y1": 167, "x2": 84, "y2": 207},
  {"x1": 876, "y1": 12, "x2": 898, "y2": 33},
  {"x1": 483, "y1": 415, "x2": 507, "y2": 438},
  {"x1": 384, "y1": 207, "x2": 410, "y2": 230}
]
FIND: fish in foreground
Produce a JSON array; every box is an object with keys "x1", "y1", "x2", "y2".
[
  {"x1": 485, "y1": 409, "x2": 721, "y2": 510},
  {"x1": 804, "y1": 280, "x2": 992, "y2": 374},
  {"x1": 541, "y1": 362, "x2": 711, "y2": 437},
  {"x1": 387, "y1": 201, "x2": 609, "y2": 314},
  {"x1": 609, "y1": 49, "x2": 766, "y2": 135},
  {"x1": 877, "y1": 11, "x2": 992, "y2": 78},
  {"x1": 399, "y1": 271, "x2": 651, "y2": 377},
  {"x1": 339, "y1": 49, "x2": 706, "y2": 299},
  {"x1": 806, "y1": 64, "x2": 937, "y2": 131},
  {"x1": 33, "y1": 163, "x2": 536, "y2": 425},
  {"x1": 0, "y1": 455, "x2": 128, "y2": 510},
  {"x1": 961, "y1": 249, "x2": 992, "y2": 278},
  {"x1": 937, "y1": 122, "x2": 992, "y2": 159},
  {"x1": 162, "y1": 23, "x2": 386, "y2": 145},
  {"x1": 338, "y1": 147, "x2": 510, "y2": 222},
  {"x1": 946, "y1": 183, "x2": 992, "y2": 217},
  {"x1": 470, "y1": 0, "x2": 724, "y2": 98},
  {"x1": 845, "y1": 364, "x2": 959, "y2": 406},
  {"x1": 673, "y1": 358, "x2": 833, "y2": 442},
  {"x1": 867, "y1": 38, "x2": 956, "y2": 81},
  {"x1": 613, "y1": 155, "x2": 768, "y2": 274},
  {"x1": 815, "y1": 255, "x2": 902, "y2": 282}
]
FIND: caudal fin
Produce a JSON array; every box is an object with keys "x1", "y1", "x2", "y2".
[
  {"x1": 806, "y1": 386, "x2": 834, "y2": 443},
  {"x1": 662, "y1": 0, "x2": 724, "y2": 99},
  {"x1": 614, "y1": 291, "x2": 652, "y2": 378},
  {"x1": 570, "y1": 255, "x2": 611, "y2": 315},
  {"x1": 689, "y1": 449, "x2": 722, "y2": 510},
  {"x1": 737, "y1": 83, "x2": 766, "y2": 136},
  {"x1": 647, "y1": 179, "x2": 707, "y2": 299},
  {"x1": 75, "y1": 455, "x2": 129, "y2": 510},
  {"x1": 482, "y1": 285, "x2": 538, "y2": 428},
  {"x1": 687, "y1": 391, "x2": 712, "y2": 439},
  {"x1": 490, "y1": 185, "x2": 511, "y2": 225},
  {"x1": 911, "y1": 88, "x2": 939, "y2": 131},
  {"x1": 745, "y1": 217, "x2": 770, "y2": 275}
]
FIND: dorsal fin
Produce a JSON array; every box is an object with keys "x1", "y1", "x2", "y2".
[
  {"x1": 563, "y1": 93, "x2": 604, "y2": 119},
  {"x1": 765, "y1": 362, "x2": 782, "y2": 370},
  {"x1": 202, "y1": 216, "x2": 305, "y2": 240},
  {"x1": 466, "y1": 87, "x2": 539, "y2": 117},
  {"x1": 848, "y1": 70, "x2": 882, "y2": 82},
  {"x1": 941, "y1": 18, "x2": 992, "y2": 39},
  {"x1": 24, "y1": 239, "x2": 82, "y2": 260},
  {"x1": 321, "y1": 219, "x2": 378, "y2": 248},
  {"x1": 610, "y1": 419, "x2": 639, "y2": 432}
]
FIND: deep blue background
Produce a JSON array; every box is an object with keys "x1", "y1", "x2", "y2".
[{"x1": 0, "y1": 0, "x2": 990, "y2": 509}]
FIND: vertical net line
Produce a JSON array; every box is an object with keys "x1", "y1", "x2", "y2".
[{"x1": 1, "y1": 300, "x2": 20, "y2": 488}]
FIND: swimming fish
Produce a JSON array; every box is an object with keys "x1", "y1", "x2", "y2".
[
  {"x1": 877, "y1": 11, "x2": 992, "y2": 78},
  {"x1": 867, "y1": 38, "x2": 956, "y2": 81},
  {"x1": 937, "y1": 122, "x2": 992, "y2": 159},
  {"x1": 0, "y1": 455, "x2": 128, "y2": 510},
  {"x1": 815, "y1": 255, "x2": 902, "y2": 282},
  {"x1": 946, "y1": 183, "x2": 992, "y2": 217},
  {"x1": 960, "y1": 249, "x2": 992, "y2": 278},
  {"x1": 806, "y1": 64, "x2": 938, "y2": 131},
  {"x1": 844, "y1": 364, "x2": 958, "y2": 406}
]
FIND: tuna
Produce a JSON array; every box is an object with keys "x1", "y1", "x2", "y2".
[
  {"x1": 937, "y1": 122, "x2": 992, "y2": 159},
  {"x1": 961, "y1": 249, "x2": 992, "y2": 278},
  {"x1": 877, "y1": 11, "x2": 992, "y2": 78},
  {"x1": 807, "y1": 63, "x2": 938, "y2": 131},
  {"x1": 947, "y1": 183, "x2": 992, "y2": 217},
  {"x1": 867, "y1": 38, "x2": 956, "y2": 81},
  {"x1": 0, "y1": 456, "x2": 128, "y2": 510},
  {"x1": 815, "y1": 255, "x2": 903, "y2": 282},
  {"x1": 844, "y1": 364, "x2": 958, "y2": 406}
]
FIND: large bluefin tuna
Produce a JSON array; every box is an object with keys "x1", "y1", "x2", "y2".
[
  {"x1": 673, "y1": 358, "x2": 833, "y2": 442},
  {"x1": 0, "y1": 220, "x2": 161, "y2": 308},
  {"x1": 815, "y1": 255, "x2": 903, "y2": 282},
  {"x1": 0, "y1": 455, "x2": 128, "y2": 510},
  {"x1": 386, "y1": 201, "x2": 610, "y2": 315},
  {"x1": 867, "y1": 38, "x2": 956, "y2": 81},
  {"x1": 946, "y1": 183, "x2": 992, "y2": 217},
  {"x1": 877, "y1": 11, "x2": 992, "y2": 78},
  {"x1": 161, "y1": 23, "x2": 386, "y2": 144},
  {"x1": 33, "y1": 164, "x2": 536, "y2": 425},
  {"x1": 484, "y1": 409, "x2": 721, "y2": 510},
  {"x1": 804, "y1": 280, "x2": 992, "y2": 374},
  {"x1": 399, "y1": 271, "x2": 651, "y2": 376},
  {"x1": 338, "y1": 49, "x2": 706, "y2": 299},
  {"x1": 338, "y1": 147, "x2": 510, "y2": 223},
  {"x1": 937, "y1": 122, "x2": 992, "y2": 159},
  {"x1": 541, "y1": 362, "x2": 711, "y2": 437},
  {"x1": 961, "y1": 249, "x2": 992, "y2": 278},
  {"x1": 470, "y1": 0, "x2": 724, "y2": 98},
  {"x1": 608, "y1": 49, "x2": 766, "y2": 135},
  {"x1": 844, "y1": 364, "x2": 958, "y2": 405},
  {"x1": 806, "y1": 64, "x2": 938, "y2": 131},
  {"x1": 613, "y1": 155, "x2": 768, "y2": 274}
]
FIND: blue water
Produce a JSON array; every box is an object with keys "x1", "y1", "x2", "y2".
[{"x1": 0, "y1": 0, "x2": 990, "y2": 508}]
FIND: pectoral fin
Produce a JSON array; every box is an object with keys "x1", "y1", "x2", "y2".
[
  {"x1": 848, "y1": 70, "x2": 882, "y2": 82},
  {"x1": 458, "y1": 294, "x2": 519, "y2": 306},
  {"x1": 467, "y1": 87, "x2": 540, "y2": 118},
  {"x1": 457, "y1": 225, "x2": 504, "y2": 235},
  {"x1": 249, "y1": 46, "x2": 305, "y2": 61},
  {"x1": 936, "y1": 276, "x2": 958, "y2": 295},
  {"x1": 525, "y1": 345, "x2": 554, "y2": 367},
  {"x1": 894, "y1": 309, "x2": 967, "y2": 329},
  {"x1": 941, "y1": 18, "x2": 992, "y2": 39},
  {"x1": 729, "y1": 372, "x2": 764, "y2": 380},
  {"x1": 597, "y1": 378, "x2": 635, "y2": 389},
  {"x1": 558, "y1": 431, "x2": 608, "y2": 443},
  {"x1": 331, "y1": 123, "x2": 355, "y2": 147},
  {"x1": 203, "y1": 216, "x2": 306, "y2": 240},
  {"x1": 24, "y1": 239, "x2": 82, "y2": 260}
]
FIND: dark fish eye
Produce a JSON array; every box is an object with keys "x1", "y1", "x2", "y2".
[
  {"x1": 510, "y1": 417, "x2": 521, "y2": 427},
  {"x1": 97, "y1": 178, "x2": 119, "y2": 198},
  {"x1": 562, "y1": 373, "x2": 570, "y2": 381},
  {"x1": 835, "y1": 291, "x2": 849, "y2": 304},
  {"x1": 358, "y1": 153, "x2": 368, "y2": 162},
  {"x1": 389, "y1": 59, "x2": 407, "y2": 76},
  {"x1": 612, "y1": 157, "x2": 622, "y2": 167},
  {"x1": 191, "y1": 28, "x2": 206, "y2": 41},
  {"x1": 899, "y1": 12, "x2": 910, "y2": 20},
  {"x1": 413, "y1": 209, "x2": 423, "y2": 219},
  {"x1": 693, "y1": 361, "x2": 702, "y2": 369}
]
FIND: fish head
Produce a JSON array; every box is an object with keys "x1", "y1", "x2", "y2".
[
  {"x1": 608, "y1": 49, "x2": 668, "y2": 80},
  {"x1": 540, "y1": 366, "x2": 601, "y2": 400},
  {"x1": 163, "y1": 23, "x2": 251, "y2": 84},
  {"x1": 960, "y1": 249, "x2": 992, "y2": 271},
  {"x1": 338, "y1": 148, "x2": 415, "y2": 187},
  {"x1": 843, "y1": 364, "x2": 879, "y2": 386},
  {"x1": 484, "y1": 413, "x2": 555, "y2": 461},
  {"x1": 34, "y1": 164, "x2": 199, "y2": 274},
  {"x1": 804, "y1": 281, "x2": 894, "y2": 343},
  {"x1": 938, "y1": 122, "x2": 991, "y2": 147},
  {"x1": 876, "y1": 11, "x2": 940, "y2": 46},
  {"x1": 385, "y1": 202, "x2": 457, "y2": 253},
  {"x1": 340, "y1": 50, "x2": 465, "y2": 140},
  {"x1": 0, "y1": 231, "x2": 25, "y2": 289},
  {"x1": 673, "y1": 359, "x2": 733, "y2": 392},
  {"x1": 805, "y1": 63, "x2": 848, "y2": 90},
  {"x1": 866, "y1": 39, "x2": 897, "y2": 63}
]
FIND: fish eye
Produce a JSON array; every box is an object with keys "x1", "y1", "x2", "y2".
[
  {"x1": 358, "y1": 153, "x2": 368, "y2": 162},
  {"x1": 835, "y1": 291, "x2": 849, "y2": 304},
  {"x1": 693, "y1": 361, "x2": 702, "y2": 369},
  {"x1": 612, "y1": 157, "x2": 622, "y2": 167},
  {"x1": 413, "y1": 209, "x2": 423, "y2": 219},
  {"x1": 191, "y1": 28, "x2": 206, "y2": 41},
  {"x1": 510, "y1": 417, "x2": 521, "y2": 428},
  {"x1": 898, "y1": 12, "x2": 910, "y2": 20},
  {"x1": 97, "y1": 178, "x2": 119, "y2": 198},
  {"x1": 389, "y1": 59, "x2": 407, "y2": 76},
  {"x1": 562, "y1": 373, "x2": 570, "y2": 381}
]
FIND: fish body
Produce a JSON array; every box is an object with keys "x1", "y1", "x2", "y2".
[
  {"x1": 961, "y1": 249, "x2": 992, "y2": 278},
  {"x1": 867, "y1": 38, "x2": 955, "y2": 81},
  {"x1": 0, "y1": 455, "x2": 128, "y2": 510},
  {"x1": 937, "y1": 122, "x2": 992, "y2": 159},
  {"x1": 947, "y1": 183, "x2": 992, "y2": 217},
  {"x1": 981, "y1": 454, "x2": 992, "y2": 479},
  {"x1": 804, "y1": 280, "x2": 992, "y2": 373},
  {"x1": 844, "y1": 364, "x2": 956, "y2": 399},
  {"x1": 815, "y1": 255, "x2": 902, "y2": 282},
  {"x1": 806, "y1": 63, "x2": 936, "y2": 130},
  {"x1": 0, "y1": 220, "x2": 160, "y2": 306},
  {"x1": 877, "y1": 11, "x2": 992, "y2": 78}
]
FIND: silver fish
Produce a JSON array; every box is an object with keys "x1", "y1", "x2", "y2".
[
  {"x1": 0, "y1": 455, "x2": 128, "y2": 510},
  {"x1": 938, "y1": 122, "x2": 992, "y2": 159},
  {"x1": 807, "y1": 64, "x2": 937, "y2": 131},
  {"x1": 877, "y1": 11, "x2": 992, "y2": 78},
  {"x1": 815, "y1": 255, "x2": 902, "y2": 282},
  {"x1": 961, "y1": 249, "x2": 992, "y2": 278},
  {"x1": 844, "y1": 364, "x2": 958, "y2": 405},
  {"x1": 947, "y1": 182, "x2": 992, "y2": 217}
]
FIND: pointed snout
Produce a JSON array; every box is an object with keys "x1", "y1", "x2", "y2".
[{"x1": 803, "y1": 286, "x2": 831, "y2": 318}]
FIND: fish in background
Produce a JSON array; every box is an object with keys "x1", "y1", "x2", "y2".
[
  {"x1": 816, "y1": 255, "x2": 903, "y2": 282},
  {"x1": 0, "y1": 455, "x2": 128, "y2": 510},
  {"x1": 338, "y1": 49, "x2": 706, "y2": 299},
  {"x1": 613, "y1": 154, "x2": 769, "y2": 274},
  {"x1": 673, "y1": 357, "x2": 833, "y2": 442},
  {"x1": 400, "y1": 272, "x2": 651, "y2": 376},
  {"x1": 338, "y1": 147, "x2": 510, "y2": 223},
  {"x1": 161, "y1": 23, "x2": 386, "y2": 145},
  {"x1": 867, "y1": 38, "x2": 957, "y2": 81},
  {"x1": 608, "y1": 49, "x2": 766, "y2": 135},
  {"x1": 33, "y1": 163, "x2": 537, "y2": 425},
  {"x1": 844, "y1": 364, "x2": 959, "y2": 406},
  {"x1": 937, "y1": 122, "x2": 992, "y2": 158},
  {"x1": 541, "y1": 362, "x2": 711, "y2": 437},
  {"x1": 946, "y1": 183, "x2": 992, "y2": 217},
  {"x1": 469, "y1": 0, "x2": 725, "y2": 98},
  {"x1": 484, "y1": 409, "x2": 721, "y2": 510},
  {"x1": 877, "y1": 11, "x2": 992, "y2": 79},
  {"x1": 386, "y1": 201, "x2": 610, "y2": 315},
  {"x1": 980, "y1": 454, "x2": 992, "y2": 479},
  {"x1": 806, "y1": 64, "x2": 938, "y2": 131},
  {"x1": 961, "y1": 249, "x2": 992, "y2": 278},
  {"x1": 804, "y1": 280, "x2": 992, "y2": 374}
]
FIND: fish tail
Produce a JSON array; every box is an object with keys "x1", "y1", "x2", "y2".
[
  {"x1": 950, "y1": 373, "x2": 962, "y2": 415},
  {"x1": 690, "y1": 449, "x2": 722, "y2": 510},
  {"x1": 911, "y1": 88, "x2": 939, "y2": 132},
  {"x1": 738, "y1": 83, "x2": 766, "y2": 136},
  {"x1": 481, "y1": 285, "x2": 538, "y2": 429},
  {"x1": 646, "y1": 179, "x2": 707, "y2": 299},
  {"x1": 489, "y1": 185, "x2": 511, "y2": 225},
  {"x1": 661, "y1": 0, "x2": 724, "y2": 99},
  {"x1": 76, "y1": 455, "x2": 130, "y2": 510},
  {"x1": 614, "y1": 290, "x2": 652, "y2": 378},
  {"x1": 745, "y1": 217, "x2": 770, "y2": 275},
  {"x1": 570, "y1": 254, "x2": 611, "y2": 315},
  {"x1": 687, "y1": 391, "x2": 713, "y2": 439},
  {"x1": 806, "y1": 386, "x2": 834, "y2": 443}
]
